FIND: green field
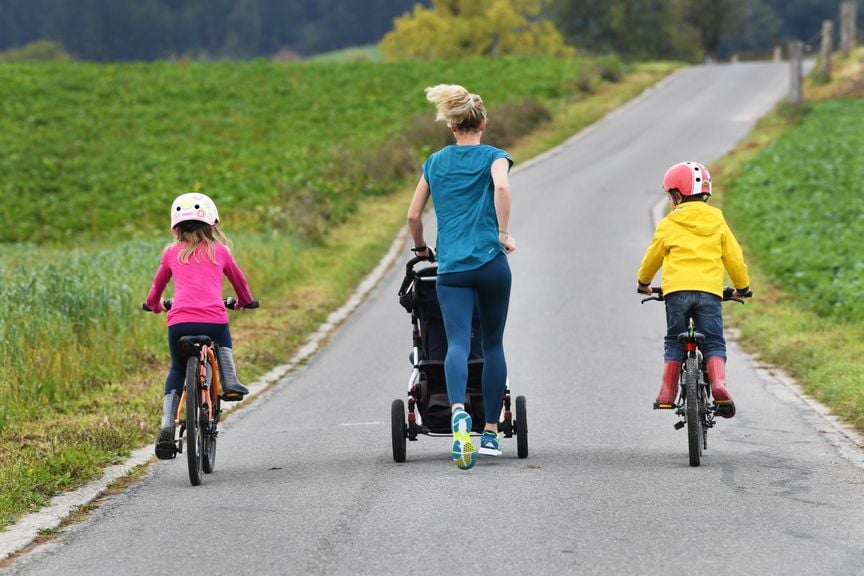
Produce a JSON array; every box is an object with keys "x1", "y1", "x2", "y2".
[
  {"x1": 0, "y1": 57, "x2": 614, "y2": 243},
  {"x1": 725, "y1": 99, "x2": 864, "y2": 319},
  {"x1": 718, "y1": 51, "x2": 864, "y2": 430}
]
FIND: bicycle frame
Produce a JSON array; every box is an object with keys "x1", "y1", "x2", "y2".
[{"x1": 176, "y1": 344, "x2": 221, "y2": 427}]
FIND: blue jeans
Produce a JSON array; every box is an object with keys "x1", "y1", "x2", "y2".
[
  {"x1": 436, "y1": 253, "x2": 511, "y2": 425},
  {"x1": 165, "y1": 323, "x2": 232, "y2": 395},
  {"x1": 664, "y1": 291, "x2": 726, "y2": 362}
]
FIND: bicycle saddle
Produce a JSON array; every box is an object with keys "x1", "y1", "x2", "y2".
[{"x1": 178, "y1": 335, "x2": 213, "y2": 357}]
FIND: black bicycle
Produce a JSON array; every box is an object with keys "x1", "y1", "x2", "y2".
[
  {"x1": 641, "y1": 287, "x2": 748, "y2": 466},
  {"x1": 143, "y1": 297, "x2": 258, "y2": 485}
]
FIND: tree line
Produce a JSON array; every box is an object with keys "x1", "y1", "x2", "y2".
[
  {"x1": 0, "y1": 0, "x2": 427, "y2": 60},
  {"x1": 551, "y1": 0, "x2": 863, "y2": 61},
  {"x1": 0, "y1": 0, "x2": 860, "y2": 61}
]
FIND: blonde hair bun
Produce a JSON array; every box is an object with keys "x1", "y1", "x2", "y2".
[{"x1": 425, "y1": 84, "x2": 486, "y2": 130}]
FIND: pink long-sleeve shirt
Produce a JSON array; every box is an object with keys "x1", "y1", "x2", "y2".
[{"x1": 146, "y1": 242, "x2": 254, "y2": 326}]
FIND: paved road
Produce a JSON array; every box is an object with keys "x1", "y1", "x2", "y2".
[{"x1": 6, "y1": 62, "x2": 864, "y2": 576}]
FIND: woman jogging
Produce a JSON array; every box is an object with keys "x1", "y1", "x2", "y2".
[{"x1": 407, "y1": 84, "x2": 516, "y2": 470}]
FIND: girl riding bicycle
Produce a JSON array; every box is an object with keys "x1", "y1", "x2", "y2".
[
  {"x1": 636, "y1": 161, "x2": 750, "y2": 418},
  {"x1": 145, "y1": 192, "x2": 256, "y2": 459}
]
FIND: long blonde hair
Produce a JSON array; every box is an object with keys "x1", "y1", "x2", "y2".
[
  {"x1": 172, "y1": 223, "x2": 231, "y2": 264},
  {"x1": 425, "y1": 84, "x2": 486, "y2": 132}
]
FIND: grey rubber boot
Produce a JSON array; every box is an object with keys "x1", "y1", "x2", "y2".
[
  {"x1": 154, "y1": 392, "x2": 179, "y2": 460},
  {"x1": 218, "y1": 347, "x2": 249, "y2": 401}
]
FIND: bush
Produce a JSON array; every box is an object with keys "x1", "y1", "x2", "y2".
[{"x1": 0, "y1": 40, "x2": 70, "y2": 62}]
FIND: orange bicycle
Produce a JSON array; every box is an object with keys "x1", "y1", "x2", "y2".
[{"x1": 143, "y1": 297, "x2": 258, "y2": 485}]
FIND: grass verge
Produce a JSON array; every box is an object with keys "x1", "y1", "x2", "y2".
[{"x1": 713, "y1": 48, "x2": 864, "y2": 431}]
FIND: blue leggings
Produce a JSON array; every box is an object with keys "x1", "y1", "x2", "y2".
[
  {"x1": 436, "y1": 253, "x2": 511, "y2": 425},
  {"x1": 165, "y1": 323, "x2": 232, "y2": 396}
]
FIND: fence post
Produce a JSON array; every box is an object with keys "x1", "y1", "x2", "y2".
[
  {"x1": 789, "y1": 41, "x2": 803, "y2": 105},
  {"x1": 840, "y1": 1, "x2": 858, "y2": 56},
  {"x1": 820, "y1": 20, "x2": 833, "y2": 79},
  {"x1": 773, "y1": 45, "x2": 783, "y2": 62}
]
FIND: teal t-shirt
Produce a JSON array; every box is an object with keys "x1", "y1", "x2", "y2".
[{"x1": 422, "y1": 144, "x2": 513, "y2": 274}]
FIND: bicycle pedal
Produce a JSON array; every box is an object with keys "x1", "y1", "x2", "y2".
[
  {"x1": 673, "y1": 421, "x2": 685, "y2": 430},
  {"x1": 653, "y1": 402, "x2": 676, "y2": 410}
]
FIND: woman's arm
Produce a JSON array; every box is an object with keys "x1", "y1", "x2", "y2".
[
  {"x1": 491, "y1": 157, "x2": 516, "y2": 253},
  {"x1": 407, "y1": 174, "x2": 431, "y2": 255}
]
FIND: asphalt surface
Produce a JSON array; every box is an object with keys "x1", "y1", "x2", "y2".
[{"x1": 5, "y1": 62, "x2": 864, "y2": 576}]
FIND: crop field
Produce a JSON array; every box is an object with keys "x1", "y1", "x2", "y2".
[
  {"x1": 0, "y1": 56, "x2": 606, "y2": 243},
  {"x1": 724, "y1": 98, "x2": 864, "y2": 320}
]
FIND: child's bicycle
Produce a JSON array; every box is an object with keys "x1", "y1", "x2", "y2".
[
  {"x1": 641, "y1": 286, "x2": 748, "y2": 467},
  {"x1": 142, "y1": 297, "x2": 258, "y2": 485}
]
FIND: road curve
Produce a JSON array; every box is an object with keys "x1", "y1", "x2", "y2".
[{"x1": 5, "y1": 62, "x2": 863, "y2": 576}]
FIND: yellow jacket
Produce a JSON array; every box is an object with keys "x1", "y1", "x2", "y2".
[{"x1": 637, "y1": 201, "x2": 749, "y2": 298}]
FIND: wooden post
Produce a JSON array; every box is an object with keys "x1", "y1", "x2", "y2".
[
  {"x1": 789, "y1": 41, "x2": 803, "y2": 105},
  {"x1": 820, "y1": 20, "x2": 833, "y2": 79},
  {"x1": 840, "y1": 1, "x2": 858, "y2": 57}
]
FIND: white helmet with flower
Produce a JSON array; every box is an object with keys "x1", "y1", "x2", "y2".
[{"x1": 170, "y1": 193, "x2": 219, "y2": 229}]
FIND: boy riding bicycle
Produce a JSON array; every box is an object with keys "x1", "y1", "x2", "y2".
[{"x1": 636, "y1": 161, "x2": 750, "y2": 418}]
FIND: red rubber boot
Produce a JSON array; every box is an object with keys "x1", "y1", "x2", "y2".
[
  {"x1": 706, "y1": 356, "x2": 736, "y2": 418},
  {"x1": 654, "y1": 361, "x2": 681, "y2": 409}
]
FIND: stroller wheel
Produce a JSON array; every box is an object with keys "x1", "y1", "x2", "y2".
[
  {"x1": 515, "y1": 395, "x2": 528, "y2": 459},
  {"x1": 391, "y1": 399, "x2": 407, "y2": 462}
]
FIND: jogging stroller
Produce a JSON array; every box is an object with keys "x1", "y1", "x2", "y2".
[{"x1": 390, "y1": 253, "x2": 528, "y2": 462}]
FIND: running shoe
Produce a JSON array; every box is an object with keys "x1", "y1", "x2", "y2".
[
  {"x1": 451, "y1": 408, "x2": 476, "y2": 470},
  {"x1": 479, "y1": 430, "x2": 502, "y2": 456}
]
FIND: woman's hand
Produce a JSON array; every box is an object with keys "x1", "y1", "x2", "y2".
[{"x1": 499, "y1": 231, "x2": 517, "y2": 254}]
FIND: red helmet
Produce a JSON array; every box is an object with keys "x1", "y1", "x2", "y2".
[{"x1": 662, "y1": 161, "x2": 712, "y2": 197}]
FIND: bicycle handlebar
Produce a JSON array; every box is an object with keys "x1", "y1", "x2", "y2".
[
  {"x1": 639, "y1": 287, "x2": 752, "y2": 304},
  {"x1": 142, "y1": 298, "x2": 260, "y2": 312}
]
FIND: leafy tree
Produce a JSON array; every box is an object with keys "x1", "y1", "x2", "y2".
[
  {"x1": 379, "y1": 0, "x2": 575, "y2": 60},
  {"x1": 551, "y1": 0, "x2": 700, "y2": 60}
]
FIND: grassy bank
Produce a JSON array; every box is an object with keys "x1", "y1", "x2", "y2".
[
  {"x1": 715, "y1": 49, "x2": 864, "y2": 430},
  {"x1": 0, "y1": 59, "x2": 679, "y2": 530}
]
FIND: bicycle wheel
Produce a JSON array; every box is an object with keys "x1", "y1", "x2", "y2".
[
  {"x1": 185, "y1": 356, "x2": 204, "y2": 486},
  {"x1": 391, "y1": 399, "x2": 406, "y2": 463},
  {"x1": 515, "y1": 395, "x2": 528, "y2": 459},
  {"x1": 202, "y1": 364, "x2": 218, "y2": 474},
  {"x1": 683, "y1": 358, "x2": 702, "y2": 467},
  {"x1": 701, "y1": 384, "x2": 709, "y2": 451}
]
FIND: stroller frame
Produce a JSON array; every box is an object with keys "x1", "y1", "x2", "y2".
[{"x1": 391, "y1": 254, "x2": 528, "y2": 462}]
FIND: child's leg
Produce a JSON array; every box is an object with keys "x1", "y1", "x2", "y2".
[
  {"x1": 692, "y1": 292, "x2": 725, "y2": 360},
  {"x1": 212, "y1": 324, "x2": 247, "y2": 400},
  {"x1": 692, "y1": 293, "x2": 735, "y2": 417},
  {"x1": 656, "y1": 292, "x2": 692, "y2": 407}
]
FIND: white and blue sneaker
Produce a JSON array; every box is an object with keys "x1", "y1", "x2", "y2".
[
  {"x1": 451, "y1": 409, "x2": 477, "y2": 470},
  {"x1": 479, "y1": 430, "x2": 502, "y2": 456}
]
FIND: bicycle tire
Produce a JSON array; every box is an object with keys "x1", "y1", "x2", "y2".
[
  {"x1": 185, "y1": 356, "x2": 204, "y2": 486},
  {"x1": 683, "y1": 357, "x2": 702, "y2": 467},
  {"x1": 202, "y1": 362, "x2": 218, "y2": 474}
]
